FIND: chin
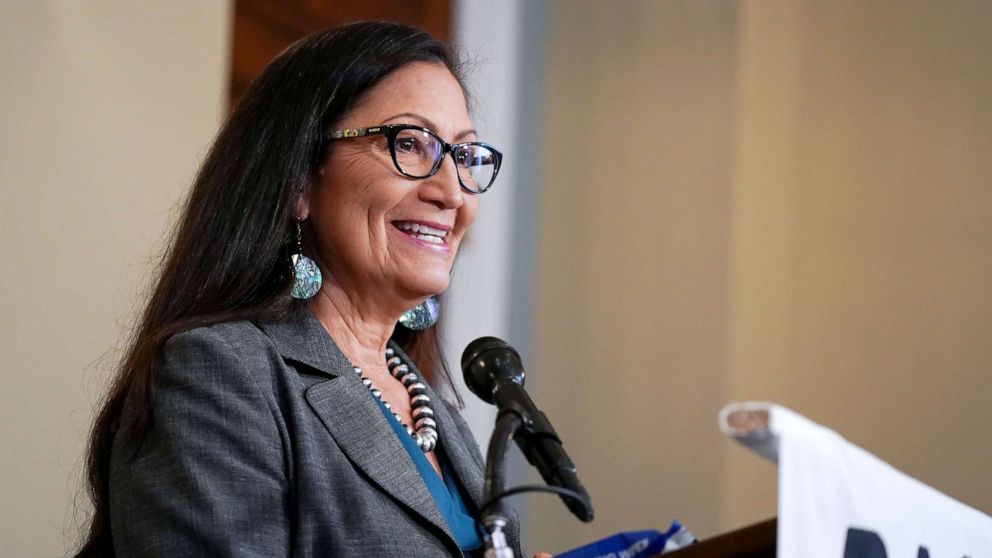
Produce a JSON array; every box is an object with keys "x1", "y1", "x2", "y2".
[{"x1": 405, "y1": 278, "x2": 450, "y2": 300}]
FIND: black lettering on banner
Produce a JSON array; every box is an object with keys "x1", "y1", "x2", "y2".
[
  {"x1": 843, "y1": 528, "x2": 887, "y2": 558},
  {"x1": 842, "y1": 528, "x2": 966, "y2": 558}
]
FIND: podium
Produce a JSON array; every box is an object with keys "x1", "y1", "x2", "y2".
[
  {"x1": 552, "y1": 403, "x2": 991, "y2": 557},
  {"x1": 703, "y1": 403, "x2": 992, "y2": 557},
  {"x1": 658, "y1": 519, "x2": 776, "y2": 558}
]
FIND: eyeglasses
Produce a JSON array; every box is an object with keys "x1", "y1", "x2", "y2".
[{"x1": 326, "y1": 124, "x2": 502, "y2": 194}]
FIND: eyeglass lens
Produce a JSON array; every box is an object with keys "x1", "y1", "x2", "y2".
[{"x1": 393, "y1": 128, "x2": 497, "y2": 192}]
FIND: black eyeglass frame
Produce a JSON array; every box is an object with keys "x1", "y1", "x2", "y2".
[{"x1": 325, "y1": 124, "x2": 502, "y2": 194}]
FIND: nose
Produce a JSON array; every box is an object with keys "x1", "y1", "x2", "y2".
[{"x1": 419, "y1": 154, "x2": 465, "y2": 209}]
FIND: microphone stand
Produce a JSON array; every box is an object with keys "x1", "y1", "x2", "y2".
[
  {"x1": 466, "y1": 336, "x2": 594, "y2": 556},
  {"x1": 482, "y1": 410, "x2": 524, "y2": 558}
]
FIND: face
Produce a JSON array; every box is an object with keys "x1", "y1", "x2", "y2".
[{"x1": 303, "y1": 62, "x2": 480, "y2": 306}]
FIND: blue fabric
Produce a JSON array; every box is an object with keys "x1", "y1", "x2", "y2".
[{"x1": 373, "y1": 398, "x2": 484, "y2": 553}]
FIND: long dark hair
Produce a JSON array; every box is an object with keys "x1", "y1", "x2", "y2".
[{"x1": 75, "y1": 21, "x2": 465, "y2": 557}]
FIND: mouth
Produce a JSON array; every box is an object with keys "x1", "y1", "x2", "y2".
[{"x1": 392, "y1": 220, "x2": 451, "y2": 246}]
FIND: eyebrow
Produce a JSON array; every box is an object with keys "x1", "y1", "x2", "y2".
[{"x1": 381, "y1": 112, "x2": 477, "y2": 142}]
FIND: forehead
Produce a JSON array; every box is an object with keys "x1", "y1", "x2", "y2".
[{"x1": 343, "y1": 62, "x2": 472, "y2": 133}]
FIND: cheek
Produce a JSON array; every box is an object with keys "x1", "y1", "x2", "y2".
[
  {"x1": 318, "y1": 161, "x2": 393, "y2": 227},
  {"x1": 460, "y1": 195, "x2": 480, "y2": 230}
]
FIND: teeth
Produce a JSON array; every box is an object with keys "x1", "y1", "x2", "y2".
[
  {"x1": 416, "y1": 234, "x2": 443, "y2": 244},
  {"x1": 396, "y1": 221, "x2": 448, "y2": 241}
]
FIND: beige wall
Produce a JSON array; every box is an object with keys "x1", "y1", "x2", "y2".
[
  {"x1": 530, "y1": 0, "x2": 992, "y2": 552},
  {"x1": 0, "y1": 3, "x2": 231, "y2": 556}
]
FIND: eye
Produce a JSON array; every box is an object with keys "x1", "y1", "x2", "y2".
[
  {"x1": 395, "y1": 134, "x2": 426, "y2": 155},
  {"x1": 455, "y1": 145, "x2": 494, "y2": 168}
]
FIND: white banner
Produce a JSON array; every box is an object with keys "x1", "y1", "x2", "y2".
[{"x1": 721, "y1": 403, "x2": 992, "y2": 558}]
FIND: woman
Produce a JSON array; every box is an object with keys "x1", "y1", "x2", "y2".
[{"x1": 76, "y1": 22, "x2": 527, "y2": 557}]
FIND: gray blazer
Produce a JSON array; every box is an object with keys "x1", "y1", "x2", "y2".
[{"x1": 109, "y1": 310, "x2": 521, "y2": 557}]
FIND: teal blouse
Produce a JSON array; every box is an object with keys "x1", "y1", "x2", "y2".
[{"x1": 373, "y1": 398, "x2": 484, "y2": 554}]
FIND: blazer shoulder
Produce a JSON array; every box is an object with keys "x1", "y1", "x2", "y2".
[
  {"x1": 165, "y1": 319, "x2": 271, "y2": 352},
  {"x1": 160, "y1": 320, "x2": 281, "y2": 386}
]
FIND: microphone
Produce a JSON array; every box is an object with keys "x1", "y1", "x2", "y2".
[{"x1": 462, "y1": 337, "x2": 594, "y2": 522}]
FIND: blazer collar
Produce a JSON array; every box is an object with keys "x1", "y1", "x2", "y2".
[
  {"x1": 256, "y1": 309, "x2": 351, "y2": 377},
  {"x1": 257, "y1": 309, "x2": 479, "y2": 549}
]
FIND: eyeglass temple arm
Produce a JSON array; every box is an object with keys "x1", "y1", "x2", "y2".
[{"x1": 326, "y1": 126, "x2": 387, "y2": 140}]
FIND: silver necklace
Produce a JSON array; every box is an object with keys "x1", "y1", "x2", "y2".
[{"x1": 354, "y1": 347, "x2": 438, "y2": 453}]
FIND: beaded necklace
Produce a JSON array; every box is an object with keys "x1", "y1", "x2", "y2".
[{"x1": 353, "y1": 347, "x2": 438, "y2": 453}]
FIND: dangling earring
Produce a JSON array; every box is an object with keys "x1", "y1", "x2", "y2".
[
  {"x1": 398, "y1": 296, "x2": 440, "y2": 330},
  {"x1": 290, "y1": 222, "x2": 322, "y2": 300}
]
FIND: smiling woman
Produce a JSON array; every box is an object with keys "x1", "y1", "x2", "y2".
[
  {"x1": 74, "y1": 22, "x2": 521, "y2": 558},
  {"x1": 304, "y1": 63, "x2": 484, "y2": 321},
  {"x1": 300, "y1": 62, "x2": 483, "y2": 471}
]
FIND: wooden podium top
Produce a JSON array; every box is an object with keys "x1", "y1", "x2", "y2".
[{"x1": 657, "y1": 518, "x2": 776, "y2": 558}]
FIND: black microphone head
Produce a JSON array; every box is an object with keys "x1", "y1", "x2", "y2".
[{"x1": 461, "y1": 336, "x2": 525, "y2": 405}]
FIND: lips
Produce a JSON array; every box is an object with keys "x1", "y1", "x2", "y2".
[{"x1": 393, "y1": 221, "x2": 450, "y2": 245}]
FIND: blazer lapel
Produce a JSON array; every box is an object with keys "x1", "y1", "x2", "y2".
[
  {"x1": 435, "y1": 400, "x2": 486, "y2": 506},
  {"x1": 258, "y1": 311, "x2": 453, "y2": 542},
  {"x1": 305, "y1": 379, "x2": 453, "y2": 539}
]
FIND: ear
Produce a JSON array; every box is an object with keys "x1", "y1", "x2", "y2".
[{"x1": 293, "y1": 184, "x2": 312, "y2": 221}]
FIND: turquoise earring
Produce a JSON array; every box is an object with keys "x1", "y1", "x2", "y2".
[
  {"x1": 291, "y1": 222, "x2": 322, "y2": 300},
  {"x1": 398, "y1": 296, "x2": 440, "y2": 330}
]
